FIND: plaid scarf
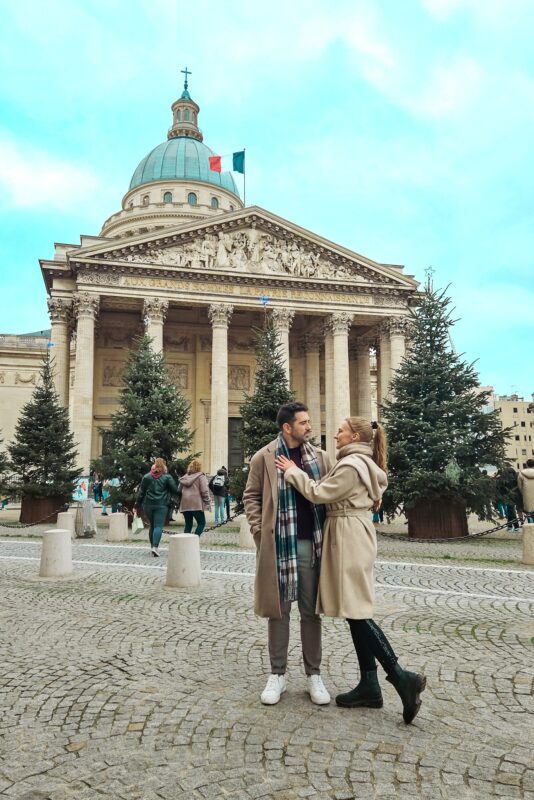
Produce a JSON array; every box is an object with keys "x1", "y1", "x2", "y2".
[{"x1": 275, "y1": 433, "x2": 326, "y2": 603}]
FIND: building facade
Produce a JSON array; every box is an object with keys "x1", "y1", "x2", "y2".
[
  {"x1": 492, "y1": 394, "x2": 534, "y2": 469},
  {"x1": 1, "y1": 81, "x2": 418, "y2": 474}
]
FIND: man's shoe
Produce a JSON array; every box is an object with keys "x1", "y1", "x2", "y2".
[
  {"x1": 335, "y1": 670, "x2": 383, "y2": 708},
  {"x1": 151, "y1": 546, "x2": 159, "y2": 558},
  {"x1": 261, "y1": 674, "x2": 287, "y2": 705},
  {"x1": 386, "y1": 663, "x2": 427, "y2": 724},
  {"x1": 307, "y1": 674, "x2": 330, "y2": 705}
]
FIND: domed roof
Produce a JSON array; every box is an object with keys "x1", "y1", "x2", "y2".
[{"x1": 129, "y1": 137, "x2": 240, "y2": 197}]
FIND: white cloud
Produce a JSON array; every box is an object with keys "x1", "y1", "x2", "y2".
[{"x1": 0, "y1": 135, "x2": 101, "y2": 212}]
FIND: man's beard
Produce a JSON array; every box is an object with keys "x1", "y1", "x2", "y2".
[{"x1": 293, "y1": 431, "x2": 313, "y2": 444}]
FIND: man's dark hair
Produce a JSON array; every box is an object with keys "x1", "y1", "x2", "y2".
[
  {"x1": 526, "y1": 459, "x2": 534, "y2": 468},
  {"x1": 276, "y1": 401, "x2": 308, "y2": 429}
]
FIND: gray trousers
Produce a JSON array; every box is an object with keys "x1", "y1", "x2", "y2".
[{"x1": 268, "y1": 539, "x2": 322, "y2": 676}]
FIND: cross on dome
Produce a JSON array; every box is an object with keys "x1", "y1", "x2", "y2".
[{"x1": 181, "y1": 66, "x2": 192, "y2": 91}]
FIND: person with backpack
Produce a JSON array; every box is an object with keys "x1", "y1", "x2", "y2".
[{"x1": 209, "y1": 467, "x2": 229, "y2": 524}]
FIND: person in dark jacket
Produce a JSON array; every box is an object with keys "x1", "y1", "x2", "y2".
[
  {"x1": 209, "y1": 467, "x2": 229, "y2": 524},
  {"x1": 136, "y1": 458, "x2": 179, "y2": 557}
]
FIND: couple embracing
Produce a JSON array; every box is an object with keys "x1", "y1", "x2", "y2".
[{"x1": 243, "y1": 402, "x2": 426, "y2": 725}]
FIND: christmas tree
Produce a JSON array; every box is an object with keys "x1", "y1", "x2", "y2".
[
  {"x1": 92, "y1": 335, "x2": 193, "y2": 510},
  {"x1": 382, "y1": 279, "x2": 508, "y2": 538},
  {"x1": 230, "y1": 319, "x2": 294, "y2": 508},
  {"x1": 7, "y1": 355, "x2": 80, "y2": 519}
]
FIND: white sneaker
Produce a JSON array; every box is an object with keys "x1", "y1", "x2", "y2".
[
  {"x1": 261, "y1": 674, "x2": 287, "y2": 705},
  {"x1": 307, "y1": 674, "x2": 330, "y2": 705}
]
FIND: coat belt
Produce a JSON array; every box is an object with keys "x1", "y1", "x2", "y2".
[{"x1": 326, "y1": 509, "x2": 371, "y2": 519}]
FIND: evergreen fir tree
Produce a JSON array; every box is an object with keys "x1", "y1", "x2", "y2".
[
  {"x1": 230, "y1": 319, "x2": 294, "y2": 507},
  {"x1": 382, "y1": 280, "x2": 508, "y2": 531},
  {"x1": 7, "y1": 355, "x2": 80, "y2": 500},
  {"x1": 92, "y1": 335, "x2": 193, "y2": 509},
  {"x1": 0, "y1": 435, "x2": 8, "y2": 496}
]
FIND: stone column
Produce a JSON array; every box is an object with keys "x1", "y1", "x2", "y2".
[
  {"x1": 356, "y1": 338, "x2": 372, "y2": 419},
  {"x1": 330, "y1": 312, "x2": 352, "y2": 429},
  {"x1": 71, "y1": 292, "x2": 99, "y2": 473},
  {"x1": 389, "y1": 317, "x2": 409, "y2": 375},
  {"x1": 303, "y1": 333, "x2": 322, "y2": 438},
  {"x1": 323, "y1": 321, "x2": 335, "y2": 460},
  {"x1": 143, "y1": 297, "x2": 169, "y2": 354},
  {"x1": 378, "y1": 321, "x2": 392, "y2": 408},
  {"x1": 47, "y1": 297, "x2": 72, "y2": 407},
  {"x1": 209, "y1": 303, "x2": 233, "y2": 474},
  {"x1": 271, "y1": 308, "x2": 295, "y2": 385},
  {"x1": 348, "y1": 342, "x2": 358, "y2": 416}
]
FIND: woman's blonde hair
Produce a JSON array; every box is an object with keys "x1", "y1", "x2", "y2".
[
  {"x1": 187, "y1": 458, "x2": 202, "y2": 474},
  {"x1": 345, "y1": 417, "x2": 388, "y2": 473},
  {"x1": 153, "y1": 457, "x2": 167, "y2": 473}
]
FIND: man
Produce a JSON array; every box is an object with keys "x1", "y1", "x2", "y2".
[
  {"x1": 243, "y1": 401, "x2": 332, "y2": 705},
  {"x1": 518, "y1": 459, "x2": 534, "y2": 523}
]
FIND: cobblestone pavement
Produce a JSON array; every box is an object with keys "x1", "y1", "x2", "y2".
[{"x1": 0, "y1": 537, "x2": 533, "y2": 800}]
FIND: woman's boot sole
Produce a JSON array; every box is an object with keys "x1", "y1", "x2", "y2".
[
  {"x1": 335, "y1": 697, "x2": 384, "y2": 709},
  {"x1": 403, "y1": 674, "x2": 427, "y2": 724}
]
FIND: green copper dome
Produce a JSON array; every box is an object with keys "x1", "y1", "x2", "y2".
[{"x1": 129, "y1": 137, "x2": 240, "y2": 197}]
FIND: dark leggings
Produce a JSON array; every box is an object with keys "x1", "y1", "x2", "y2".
[
  {"x1": 347, "y1": 618, "x2": 398, "y2": 674},
  {"x1": 183, "y1": 510, "x2": 206, "y2": 536}
]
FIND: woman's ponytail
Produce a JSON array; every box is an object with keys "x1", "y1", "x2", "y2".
[{"x1": 372, "y1": 422, "x2": 388, "y2": 473}]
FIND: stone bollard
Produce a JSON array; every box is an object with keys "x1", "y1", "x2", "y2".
[
  {"x1": 39, "y1": 529, "x2": 73, "y2": 578},
  {"x1": 522, "y1": 523, "x2": 534, "y2": 565},
  {"x1": 107, "y1": 512, "x2": 129, "y2": 542},
  {"x1": 165, "y1": 533, "x2": 201, "y2": 588},
  {"x1": 56, "y1": 511, "x2": 75, "y2": 537},
  {"x1": 239, "y1": 516, "x2": 256, "y2": 549}
]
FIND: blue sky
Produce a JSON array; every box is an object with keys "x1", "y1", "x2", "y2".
[{"x1": 0, "y1": 0, "x2": 532, "y2": 397}]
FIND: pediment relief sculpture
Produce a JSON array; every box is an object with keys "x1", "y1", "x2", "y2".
[{"x1": 121, "y1": 229, "x2": 378, "y2": 284}]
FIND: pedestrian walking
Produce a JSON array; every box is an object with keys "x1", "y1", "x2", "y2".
[
  {"x1": 179, "y1": 459, "x2": 211, "y2": 536},
  {"x1": 209, "y1": 467, "x2": 229, "y2": 524},
  {"x1": 275, "y1": 416, "x2": 427, "y2": 724},
  {"x1": 136, "y1": 458, "x2": 179, "y2": 557},
  {"x1": 243, "y1": 401, "x2": 332, "y2": 706},
  {"x1": 92, "y1": 472, "x2": 103, "y2": 503},
  {"x1": 518, "y1": 459, "x2": 534, "y2": 523},
  {"x1": 496, "y1": 466, "x2": 521, "y2": 531}
]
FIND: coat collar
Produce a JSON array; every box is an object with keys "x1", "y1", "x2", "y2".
[{"x1": 265, "y1": 438, "x2": 327, "y2": 501}]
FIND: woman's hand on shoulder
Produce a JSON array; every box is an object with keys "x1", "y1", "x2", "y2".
[{"x1": 275, "y1": 455, "x2": 294, "y2": 473}]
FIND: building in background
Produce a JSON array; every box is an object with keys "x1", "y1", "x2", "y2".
[{"x1": 0, "y1": 79, "x2": 417, "y2": 473}]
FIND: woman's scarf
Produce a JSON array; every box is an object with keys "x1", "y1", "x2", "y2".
[{"x1": 275, "y1": 433, "x2": 325, "y2": 602}]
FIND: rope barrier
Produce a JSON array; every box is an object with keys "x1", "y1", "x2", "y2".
[
  {"x1": 0, "y1": 504, "x2": 69, "y2": 529},
  {"x1": 374, "y1": 517, "x2": 524, "y2": 544}
]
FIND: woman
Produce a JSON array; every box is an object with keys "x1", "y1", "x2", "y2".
[
  {"x1": 179, "y1": 459, "x2": 211, "y2": 536},
  {"x1": 275, "y1": 416, "x2": 426, "y2": 724},
  {"x1": 136, "y1": 458, "x2": 179, "y2": 557}
]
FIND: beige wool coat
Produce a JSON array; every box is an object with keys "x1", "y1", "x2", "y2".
[
  {"x1": 283, "y1": 442, "x2": 387, "y2": 620},
  {"x1": 243, "y1": 439, "x2": 332, "y2": 619}
]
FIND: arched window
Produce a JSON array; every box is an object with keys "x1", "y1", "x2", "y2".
[
  {"x1": 163, "y1": 191, "x2": 173, "y2": 203},
  {"x1": 176, "y1": 109, "x2": 181, "y2": 121},
  {"x1": 142, "y1": 195, "x2": 149, "y2": 207},
  {"x1": 210, "y1": 197, "x2": 219, "y2": 209},
  {"x1": 230, "y1": 204, "x2": 235, "y2": 211},
  {"x1": 184, "y1": 109, "x2": 190, "y2": 121},
  {"x1": 188, "y1": 192, "x2": 197, "y2": 205},
  {"x1": 127, "y1": 201, "x2": 133, "y2": 210}
]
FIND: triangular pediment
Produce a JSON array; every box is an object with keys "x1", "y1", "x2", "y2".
[{"x1": 70, "y1": 206, "x2": 418, "y2": 289}]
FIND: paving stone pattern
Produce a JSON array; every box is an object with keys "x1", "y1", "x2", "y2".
[{"x1": 0, "y1": 538, "x2": 533, "y2": 800}]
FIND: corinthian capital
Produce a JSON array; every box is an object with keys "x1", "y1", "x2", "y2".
[
  {"x1": 208, "y1": 303, "x2": 234, "y2": 327},
  {"x1": 271, "y1": 308, "x2": 295, "y2": 332},
  {"x1": 143, "y1": 297, "x2": 169, "y2": 324},
  {"x1": 328, "y1": 311, "x2": 352, "y2": 335},
  {"x1": 388, "y1": 316, "x2": 412, "y2": 336},
  {"x1": 73, "y1": 292, "x2": 99, "y2": 320},
  {"x1": 47, "y1": 297, "x2": 72, "y2": 323}
]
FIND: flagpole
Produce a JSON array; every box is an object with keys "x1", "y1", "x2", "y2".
[{"x1": 243, "y1": 148, "x2": 246, "y2": 206}]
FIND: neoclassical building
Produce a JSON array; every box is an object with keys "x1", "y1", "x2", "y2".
[{"x1": 0, "y1": 79, "x2": 418, "y2": 474}]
